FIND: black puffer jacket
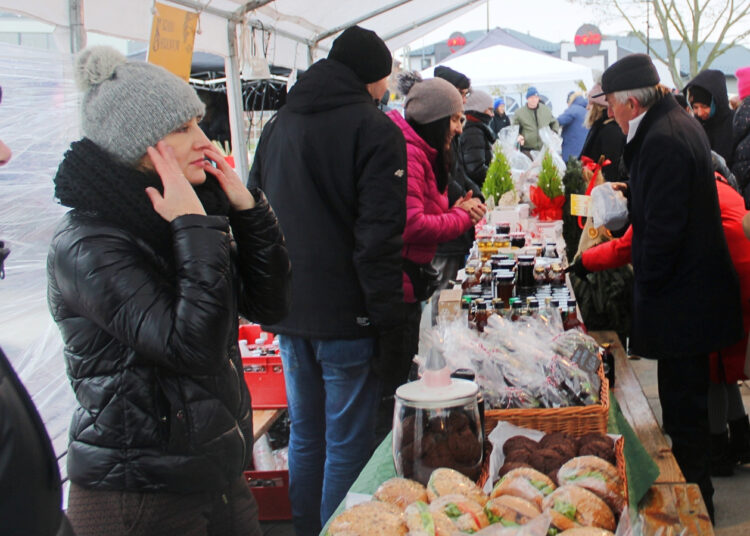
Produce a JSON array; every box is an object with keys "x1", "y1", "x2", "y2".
[
  {"x1": 733, "y1": 97, "x2": 750, "y2": 199},
  {"x1": 460, "y1": 112, "x2": 497, "y2": 187},
  {"x1": 248, "y1": 58, "x2": 406, "y2": 338},
  {"x1": 47, "y1": 197, "x2": 290, "y2": 492},
  {"x1": 684, "y1": 69, "x2": 735, "y2": 165}
]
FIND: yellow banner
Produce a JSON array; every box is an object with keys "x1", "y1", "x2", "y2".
[
  {"x1": 147, "y1": 2, "x2": 198, "y2": 81},
  {"x1": 570, "y1": 194, "x2": 591, "y2": 217}
]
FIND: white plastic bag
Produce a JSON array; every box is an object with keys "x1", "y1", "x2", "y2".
[{"x1": 590, "y1": 183, "x2": 629, "y2": 230}]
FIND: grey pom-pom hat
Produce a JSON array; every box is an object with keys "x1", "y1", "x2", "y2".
[
  {"x1": 404, "y1": 77, "x2": 463, "y2": 125},
  {"x1": 76, "y1": 46, "x2": 205, "y2": 165}
]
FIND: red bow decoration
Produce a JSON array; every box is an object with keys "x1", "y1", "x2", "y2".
[
  {"x1": 577, "y1": 156, "x2": 612, "y2": 229},
  {"x1": 530, "y1": 185, "x2": 565, "y2": 221}
]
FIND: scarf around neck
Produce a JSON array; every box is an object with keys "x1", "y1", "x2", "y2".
[{"x1": 53, "y1": 138, "x2": 230, "y2": 253}]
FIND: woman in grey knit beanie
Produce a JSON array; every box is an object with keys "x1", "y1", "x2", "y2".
[
  {"x1": 47, "y1": 46, "x2": 291, "y2": 535},
  {"x1": 384, "y1": 74, "x2": 486, "y2": 385}
]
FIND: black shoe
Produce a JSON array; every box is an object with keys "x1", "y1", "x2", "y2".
[
  {"x1": 710, "y1": 431, "x2": 734, "y2": 476},
  {"x1": 728, "y1": 414, "x2": 750, "y2": 464}
]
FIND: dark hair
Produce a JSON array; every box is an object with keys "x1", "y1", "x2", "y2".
[{"x1": 408, "y1": 116, "x2": 453, "y2": 193}]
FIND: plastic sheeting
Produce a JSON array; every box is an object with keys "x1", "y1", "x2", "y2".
[{"x1": 0, "y1": 42, "x2": 78, "y2": 468}]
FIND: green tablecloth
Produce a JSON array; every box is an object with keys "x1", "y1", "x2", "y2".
[{"x1": 321, "y1": 392, "x2": 660, "y2": 534}]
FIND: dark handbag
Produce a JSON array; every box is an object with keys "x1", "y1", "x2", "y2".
[{"x1": 402, "y1": 258, "x2": 440, "y2": 302}]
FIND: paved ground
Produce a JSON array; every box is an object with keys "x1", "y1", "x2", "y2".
[{"x1": 628, "y1": 357, "x2": 750, "y2": 535}]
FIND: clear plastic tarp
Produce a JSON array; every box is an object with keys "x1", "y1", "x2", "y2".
[{"x1": 0, "y1": 42, "x2": 78, "y2": 474}]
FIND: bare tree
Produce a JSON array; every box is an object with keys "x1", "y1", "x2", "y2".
[{"x1": 573, "y1": 0, "x2": 750, "y2": 88}]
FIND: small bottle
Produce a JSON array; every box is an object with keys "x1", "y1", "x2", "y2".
[
  {"x1": 563, "y1": 299, "x2": 582, "y2": 331},
  {"x1": 526, "y1": 297, "x2": 539, "y2": 317},
  {"x1": 602, "y1": 343, "x2": 616, "y2": 388},
  {"x1": 468, "y1": 299, "x2": 478, "y2": 329},
  {"x1": 422, "y1": 347, "x2": 452, "y2": 388},
  {"x1": 462, "y1": 266, "x2": 477, "y2": 289},
  {"x1": 480, "y1": 265, "x2": 493, "y2": 290},
  {"x1": 510, "y1": 299, "x2": 523, "y2": 321},
  {"x1": 475, "y1": 300, "x2": 490, "y2": 332},
  {"x1": 491, "y1": 298, "x2": 505, "y2": 316}
]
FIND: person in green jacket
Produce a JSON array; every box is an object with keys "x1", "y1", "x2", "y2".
[{"x1": 512, "y1": 86, "x2": 560, "y2": 155}]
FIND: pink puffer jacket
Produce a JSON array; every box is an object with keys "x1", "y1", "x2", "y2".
[{"x1": 387, "y1": 110, "x2": 472, "y2": 302}]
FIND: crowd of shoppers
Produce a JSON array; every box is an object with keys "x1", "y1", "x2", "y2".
[{"x1": 4, "y1": 19, "x2": 750, "y2": 535}]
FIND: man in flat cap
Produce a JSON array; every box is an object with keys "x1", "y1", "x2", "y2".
[
  {"x1": 248, "y1": 26, "x2": 408, "y2": 534},
  {"x1": 596, "y1": 53, "x2": 742, "y2": 521}
]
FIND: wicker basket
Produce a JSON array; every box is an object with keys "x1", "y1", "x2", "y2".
[{"x1": 483, "y1": 364, "x2": 610, "y2": 438}]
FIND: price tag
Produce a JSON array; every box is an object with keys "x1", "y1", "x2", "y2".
[
  {"x1": 570, "y1": 344, "x2": 601, "y2": 374},
  {"x1": 570, "y1": 194, "x2": 591, "y2": 217}
]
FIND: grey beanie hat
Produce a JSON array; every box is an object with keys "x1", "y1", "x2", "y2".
[
  {"x1": 464, "y1": 89, "x2": 493, "y2": 113},
  {"x1": 404, "y1": 77, "x2": 463, "y2": 124},
  {"x1": 75, "y1": 46, "x2": 205, "y2": 165}
]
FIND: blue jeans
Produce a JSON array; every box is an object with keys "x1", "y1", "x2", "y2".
[{"x1": 278, "y1": 335, "x2": 381, "y2": 536}]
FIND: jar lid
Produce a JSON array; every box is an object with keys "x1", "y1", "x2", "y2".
[
  {"x1": 517, "y1": 255, "x2": 535, "y2": 263},
  {"x1": 396, "y1": 378, "x2": 479, "y2": 407}
]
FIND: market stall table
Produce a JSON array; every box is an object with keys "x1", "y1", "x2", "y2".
[
  {"x1": 590, "y1": 330, "x2": 713, "y2": 535},
  {"x1": 252, "y1": 408, "x2": 284, "y2": 443}
]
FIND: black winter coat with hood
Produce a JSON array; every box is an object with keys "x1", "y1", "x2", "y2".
[
  {"x1": 460, "y1": 111, "x2": 497, "y2": 187},
  {"x1": 248, "y1": 59, "x2": 407, "y2": 338},
  {"x1": 684, "y1": 69, "x2": 735, "y2": 165},
  {"x1": 47, "y1": 197, "x2": 291, "y2": 492}
]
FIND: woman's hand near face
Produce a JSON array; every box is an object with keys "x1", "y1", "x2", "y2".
[
  {"x1": 145, "y1": 141, "x2": 206, "y2": 222},
  {"x1": 202, "y1": 148, "x2": 256, "y2": 211}
]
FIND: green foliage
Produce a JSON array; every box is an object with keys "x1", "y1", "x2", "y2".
[
  {"x1": 562, "y1": 157, "x2": 584, "y2": 260},
  {"x1": 482, "y1": 146, "x2": 514, "y2": 203},
  {"x1": 537, "y1": 150, "x2": 563, "y2": 199}
]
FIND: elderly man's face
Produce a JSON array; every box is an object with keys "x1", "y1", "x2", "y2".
[
  {"x1": 606, "y1": 93, "x2": 639, "y2": 135},
  {"x1": 526, "y1": 95, "x2": 539, "y2": 109}
]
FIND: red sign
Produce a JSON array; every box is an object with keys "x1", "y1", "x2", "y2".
[
  {"x1": 447, "y1": 32, "x2": 467, "y2": 53},
  {"x1": 574, "y1": 32, "x2": 602, "y2": 46}
]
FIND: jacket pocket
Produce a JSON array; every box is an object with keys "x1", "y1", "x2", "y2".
[{"x1": 154, "y1": 372, "x2": 191, "y2": 453}]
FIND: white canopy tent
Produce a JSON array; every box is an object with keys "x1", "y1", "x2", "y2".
[
  {"x1": 0, "y1": 0, "x2": 498, "y2": 483},
  {"x1": 0, "y1": 0, "x2": 488, "y2": 177},
  {"x1": 422, "y1": 43, "x2": 594, "y2": 113}
]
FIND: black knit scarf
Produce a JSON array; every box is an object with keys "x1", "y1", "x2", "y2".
[{"x1": 54, "y1": 138, "x2": 230, "y2": 254}]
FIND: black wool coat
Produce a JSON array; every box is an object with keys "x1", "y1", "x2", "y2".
[
  {"x1": 579, "y1": 115, "x2": 626, "y2": 182},
  {"x1": 248, "y1": 59, "x2": 407, "y2": 337},
  {"x1": 684, "y1": 69, "x2": 735, "y2": 166},
  {"x1": 624, "y1": 93, "x2": 743, "y2": 358}
]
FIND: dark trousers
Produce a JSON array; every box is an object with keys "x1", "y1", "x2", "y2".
[
  {"x1": 657, "y1": 355, "x2": 714, "y2": 519},
  {"x1": 67, "y1": 476, "x2": 261, "y2": 536}
]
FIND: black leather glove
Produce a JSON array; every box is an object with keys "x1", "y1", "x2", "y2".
[
  {"x1": 566, "y1": 257, "x2": 590, "y2": 279},
  {"x1": 372, "y1": 324, "x2": 411, "y2": 396}
]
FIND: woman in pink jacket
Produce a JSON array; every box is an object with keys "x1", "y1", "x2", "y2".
[{"x1": 388, "y1": 75, "x2": 486, "y2": 374}]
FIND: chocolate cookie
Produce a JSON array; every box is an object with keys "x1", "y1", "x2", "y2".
[
  {"x1": 539, "y1": 432, "x2": 578, "y2": 451},
  {"x1": 498, "y1": 461, "x2": 533, "y2": 478},
  {"x1": 449, "y1": 426, "x2": 482, "y2": 464},
  {"x1": 578, "y1": 442, "x2": 616, "y2": 464},
  {"x1": 504, "y1": 448, "x2": 532, "y2": 464},
  {"x1": 503, "y1": 435, "x2": 539, "y2": 455},
  {"x1": 578, "y1": 433, "x2": 614, "y2": 450},
  {"x1": 529, "y1": 448, "x2": 565, "y2": 474}
]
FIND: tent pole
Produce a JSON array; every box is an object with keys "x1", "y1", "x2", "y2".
[
  {"x1": 68, "y1": 0, "x2": 86, "y2": 54},
  {"x1": 225, "y1": 19, "x2": 249, "y2": 180}
]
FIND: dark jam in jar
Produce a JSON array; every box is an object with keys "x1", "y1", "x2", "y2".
[
  {"x1": 496, "y1": 222, "x2": 511, "y2": 235},
  {"x1": 563, "y1": 299, "x2": 582, "y2": 331},
  {"x1": 494, "y1": 271, "x2": 515, "y2": 304},
  {"x1": 516, "y1": 255, "x2": 536, "y2": 288},
  {"x1": 510, "y1": 232, "x2": 526, "y2": 248},
  {"x1": 474, "y1": 300, "x2": 490, "y2": 332}
]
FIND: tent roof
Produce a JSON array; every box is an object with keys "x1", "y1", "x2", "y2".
[
  {"x1": 424, "y1": 42, "x2": 594, "y2": 87},
  {"x1": 0, "y1": 0, "x2": 488, "y2": 68},
  {"x1": 447, "y1": 27, "x2": 542, "y2": 60}
]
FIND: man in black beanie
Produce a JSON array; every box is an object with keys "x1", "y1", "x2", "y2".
[
  {"x1": 248, "y1": 26, "x2": 408, "y2": 535},
  {"x1": 596, "y1": 54, "x2": 743, "y2": 523}
]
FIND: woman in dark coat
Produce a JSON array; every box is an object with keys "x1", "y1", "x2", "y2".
[
  {"x1": 460, "y1": 89, "x2": 497, "y2": 187},
  {"x1": 47, "y1": 47, "x2": 291, "y2": 536},
  {"x1": 684, "y1": 69, "x2": 735, "y2": 166},
  {"x1": 579, "y1": 84, "x2": 625, "y2": 181}
]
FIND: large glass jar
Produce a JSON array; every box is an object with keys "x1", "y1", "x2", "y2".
[{"x1": 393, "y1": 379, "x2": 483, "y2": 485}]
